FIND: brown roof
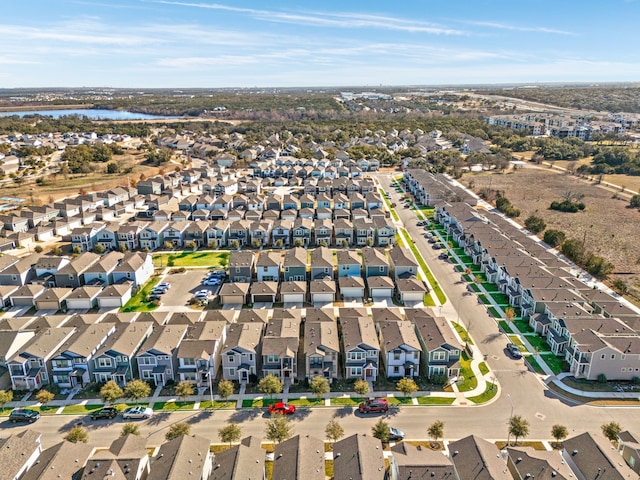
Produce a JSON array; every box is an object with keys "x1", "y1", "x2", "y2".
[
  {"x1": 333, "y1": 434, "x2": 385, "y2": 480},
  {"x1": 0, "y1": 430, "x2": 42, "y2": 480},
  {"x1": 273, "y1": 435, "x2": 325, "y2": 480},
  {"x1": 211, "y1": 436, "x2": 264, "y2": 480},
  {"x1": 148, "y1": 435, "x2": 211, "y2": 480}
]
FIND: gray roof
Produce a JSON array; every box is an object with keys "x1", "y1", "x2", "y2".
[
  {"x1": 390, "y1": 442, "x2": 457, "y2": 479},
  {"x1": 273, "y1": 435, "x2": 325, "y2": 480},
  {"x1": 388, "y1": 246, "x2": 419, "y2": 268},
  {"x1": 506, "y1": 446, "x2": 572, "y2": 480},
  {"x1": 310, "y1": 279, "x2": 336, "y2": 294},
  {"x1": 562, "y1": 432, "x2": 637, "y2": 479},
  {"x1": 449, "y1": 435, "x2": 512, "y2": 480},
  {"x1": 22, "y1": 440, "x2": 93, "y2": 480},
  {"x1": 0, "y1": 430, "x2": 42, "y2": 480},
  {"x1": 377, "y1": 320, "x2": 421, "y2": 351},
  {"x1": 54, "y1": 323, "x2": 116, "y2": 358},
  {"x1": 280, "y1": 280, "x2": 307, "y2": 294},
  {"x1": 223, "y1": 322, "x2": 263, "y2": 353},
  {"x1": 340, "y1": 316, "x2": 380, "y2": 352},
  {"x1": 229, "y1": 251, "x2": 255, "y2": 267},
  {"x1": 311, "y1": 246, "x2": 333, "y2": 268},
  {"x1": 138, "y1": 324, "x2": 189, "y2": 356},
  {"x1": 211, "y1": 436, "x2": 264, "y2": 480},
  {"x1": 361, "y1": 246, "x2": 388, "y2": 267},
  {"x1": 284, "y1": 247, "x2": 307, "y2": 267},
  {"x1": 94, "y1": 322, "x2": 153, "y2": 358},
  {"x1": 148, "y1": 434, "x2": 211, "y2": 480},
  {"x1": 256, "y1": 250, "x2": 281, "y2": 268},
  {"x1": 305, "y1": 319, "x2": 339, "y2": 355},
  {"x1": 8, "y1": 327, "x2": 76, "y2": 363},
  {"x1": 57, "y1": 251, "x2": 100, "y2": 275},
  {"x1": 333, "y1": 434, "x2": 385, "y2": 480}
]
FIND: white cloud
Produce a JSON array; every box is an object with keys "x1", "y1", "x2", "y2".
[{"x1": 465, "y1": 20, "x2": 576, "y2": 36}]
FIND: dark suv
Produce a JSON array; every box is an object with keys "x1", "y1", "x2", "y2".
[
  {"x1": 9, "y1": 408, "x2": 40, "y2": 423},
  {"x1": 359, "y1": 398, "x2": 389, "y2": 413},
  {"x1": 90, "y1": 406, "x2": 119, "y2": 420}
]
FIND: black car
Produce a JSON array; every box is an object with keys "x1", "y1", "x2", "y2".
[
  {"x1": 9, "y1": 408, "x2": 40, "y2": 423},
  {"x1": 90, "y1": 406, "x2": 119, "y2": 420}
]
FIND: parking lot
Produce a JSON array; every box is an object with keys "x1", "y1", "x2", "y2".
[{"x1": 154, "y1": 269, "x2": 223, "y2": 307}]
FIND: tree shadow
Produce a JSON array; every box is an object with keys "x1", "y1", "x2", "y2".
[
  {"x1": 58, "y1": 417, "x2": 86, "y2": 433},
  {"x1": 229, "y1": 408, "x2": 263, "y2": 423},
  {"x1": 332, "y1": 406, "x2": 354, "y2": 419},
  {"x1": 146, "y1": 411, "x2": 171, "y2": 426},
  {"x1": 481, "y1": 332, "x2": 503, "y2": 344},
  {"x1": 290, "y1": 409, "x2": 311, "y2": 421},
  {"x1": 186, "y1": 409, "x2": 214, "y2": 424}
]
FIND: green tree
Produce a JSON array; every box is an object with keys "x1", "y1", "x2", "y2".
[
  {"x1": 35, "y1": 389, "x2": 55, "y2": 406},
  {"x1": 106, "y1": 162, "x2": 120, "y2": 174},
  {"x1": 524, "y1": 215, "x2": 546, "y2": 234},
  {"x1": 601, "y1": 421, "x2": 622, "y2": 442},
  {"x1": 252, "y1": 238, "x2": 262, "y2": 249},
  {"x1": 427, "y1": 420, "x2": 445, "y2": 443},
  {"x1": 218, "y1": 423, "x2": 242, "y2": 446},
  {"x1": 372, "y1": 419, "x2": 391, "y2": 443},
  {"x1": 354, "y1": 379, "x2": 369, "y2": 396},
  {"x1": 64, "y1": 425, "x2": 89, "y2": 443},
  {"x1": 0, "y1": 389, "x2": 13, "y2": 406},
  {"x1": 217, "y1": 379, "x2": 234, "y2": 405},
  {"x1": 630, "y1": 194, "x2": 640, "y2": 209},
  {"x1": 397, "y1": 378, "x2": 418, "y2": 397},
  {"x1": 561, "y1": 238, "x2": 586, "y2": 263},
  {"x1": 258, "y1": 374, "x2": 283, "y2": 398},
  {"x1": 293, "y1": 238, "x2": 304, "y2": 247},
  {"x1": 175, "y1": 381, "x2": 194, "y2": 401},
  {"x1": 124, "y1": 379, "x2": 151, "y2": 401},
  {"x1": 509, "y1": 415, "x2": 530, "y2": 446},
  {"x1": 265, "y1": 415, "x2": 293, "y2": 444},
  {"x1": 551, "y1": 424, "x2": 568, "y2": 447},
  {"x1": 310, "y1": 376, "x2": 330, "y2": 399},
  {"x1": 325, "y1": 419, "x2": 345, "y2": 444},
  {"x1": 121, "y1": 423, "x2": 141, "y2": 437},
  {"x1": 50, "y1": 245, "x2": 63, "y2": 256},
  {"x1": 93, "y1": 244, "x2": 106, "y2": 254},
  {"x1": 504, "y1": 307, "x2": 516, "y2": 322},
  {"x1": 166, "y1": 422, "x2": 191, "y2": 441},
  {"x1": 33, "y1": 245, "x2": 43, "y2": 254},
  {"x1": 100, "y1": 380, "x2": 123, "y2": 404},
  {"x1": 230, "y1": 240, "x2": 240, "y2": 250},
  {"x1": 543, "y1": 229, "x2": 566, "y2": 247}
]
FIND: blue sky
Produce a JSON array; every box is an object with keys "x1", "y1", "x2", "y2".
[{"x1": 1, "y1": 0, "x2": 639, "y2": 88}]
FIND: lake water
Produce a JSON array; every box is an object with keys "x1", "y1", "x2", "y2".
[{"x1": 0, "y1": 109, "x2": 177, "y2": 120}]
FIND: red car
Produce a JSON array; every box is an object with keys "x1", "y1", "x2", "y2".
[
  {"x1": 359, "y1": 398, "x2": 389, "y2": 413},
  {"x1": 268, "y1": 402, "x2": 296, "y2": 415}
]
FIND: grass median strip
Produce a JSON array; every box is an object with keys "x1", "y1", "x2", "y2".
[
  {"x1": 400, "y1": 228, "x2": 446, "y2": 304},
  {"x1": 153, "y1": 401, "x2": 195, "y2": 411},
  {"x1": 416, "y1": 396, "x2": 455, "y2": 405},
  {"x1": 61, "y1": 404, "x2": 103, "y2": 415},
  {"x1": 380, "y1": 188, "x2": 400, "y2": 221},
  {"x1": 121, "y1": 277, "x2": 159, "y2": 312},
  {"x1": 468, "y1": 383, "x2": 498, "y2": 404}
]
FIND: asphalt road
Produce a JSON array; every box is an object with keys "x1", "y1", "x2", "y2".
[{"x1": 4, "y1": 172, "x2": 638, "y2": 449}]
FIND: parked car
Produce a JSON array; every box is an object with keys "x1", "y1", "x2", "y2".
[
  {"x1": 268, "y1": 402, "x2": 296, "y2": 415},
  {"x1": 438, "y1": 252, "x2": 449, "y2": 260},
  {"x1": 428, "y1": 238, "x2": 437, "y2": 244},
  {"x1": 90, "y1": 406, "x2": 119, "y2": 420},
  {"x1": 416, "y1": 221, "x2": 426, "y2": 226},
  {"x1": 432, "y1": 244, "x2": 442, "y2": 250},
  {"x1": 149, "y1": 293, "x2": 162, "y2": 301},
  {"x1": 359, "y1": 398, "x2": 389, "y2": 413},
  {"x1": 193, "y1": 289, "x2": 210, "y2": 299},
  {"x1": 122, "y1": 406, "x2": 153, "y2": 419},
  {"x1": 151, "y1": 286, "x2": 168, "y2": 294},
  {"x1": 157, "y1": 282, "x2": 171, "y2": 290},
  {"x1": 203, "y1": 278, "x2": 221, "y2": 286},
  {"x1": 9, "y1": 408, "x2": 40, "y2": 423},
  {"x1": 388, "y1": 427, "x2": 405, "y2": 441},
  {"x1": 507, "y1": 343, "x2": 523, "y2": 359}
]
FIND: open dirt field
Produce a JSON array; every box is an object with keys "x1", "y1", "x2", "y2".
[{"x1": 463, "y1": 166, "x2": 640, "y2": 296}]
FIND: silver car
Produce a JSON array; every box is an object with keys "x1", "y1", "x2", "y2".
[{"x1": 122, "y1": 406, "x2": 153, "y2": 419}]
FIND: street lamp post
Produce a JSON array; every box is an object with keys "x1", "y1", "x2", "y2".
[
  {"x1": 506, "y1": 393, "x2": 514, "y2": 447},
  {"x1": 206, "y1": 370, "x2": 214, "y2": 408}
]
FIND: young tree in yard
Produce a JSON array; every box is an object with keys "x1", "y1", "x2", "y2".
[
  {"x1": 65, "y1": 425, "x2": 89, "y2": 443},
  {"x1": 175, "y1": 381, "x2": 194, "y2": 402},
  {"x1": 124, "y1": 379, "x2": 152, "y2": 401},
  {"x1": 504, "y1": 307, "x2": 516, "y2": 322},
  {"x1": 100, "y1": 380, "x2": 123, "y2": 404},
  {"x1": 217, "y1": 379, "x2": 234, "y2": 404},
  {"x1": 0, "y1": 389, "x2": 13, "y2": 406},
  {"x1": 218, "y1": 423, "x2": 242, "y2": 446},
  {"x1": 166, "y1": 422, "x2": 191, "y2": 441},
  {"x1": 509, "y1": 415, "x2": 530, "y2": 446},
  {"x1": 35, "y1": 389, "x2": 55, "y2": 407},
  {"x1": 354, "y1": 379, "x2": 369, "y2": 396},
  {"x1": 265, "y1": 415, "x2": 293, "y2": 444},
  {"x1": 601, "y1": 421, "x2": 622, "y2": 442},
  {"x1": 325, "y1": 419, "x2": 345, "y2": 444},
  {"x1": 230, "y1": 240, "x2": 240, "y2": 250},
  {"x1": 121, "y1": 423, "x2": 140, "y2": 437},
  {"x1": 551, "y1": 424, "x2": 568, "y2": 447},
  {"x1": 372, "y1": 419, "x2": 391, "y2": 443},
  {"x1": 524, "y1": 215, "x2": 546, "y2": 234},
  {"x1": 427, "y1": 420, "x2": 445, "y2": 444},
  {"x1": 543, "y1": 229, "x2": 566, "y2": 248},
  {"x1": 294, "y1": 238, "x2": 304, "y2": 247},
  {"x1": 258, "y1": 374, "x2": 283, "y2": 398},
  {"x1": 252, "y1": 238, "x2": 262, "y2": 249},
  {"x1": 397, "y1": 378, "x2": 418, "y2": 397},
  {"x1": 310, "y1": 376, "x2": 330, "y2": 399}
]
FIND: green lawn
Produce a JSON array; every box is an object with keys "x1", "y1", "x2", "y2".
[
  {"x1": 200, "y1": 400, "x2": 236, "y2": 409},
  {"x1": 489, "y1": 292, "x2": 511, "y2": 305},
  {"x1": 523, "y1": 335, "x2": 552, "y2": 353},
  {"x1": 152, "y1": 401, "x2": 195, "y2": 411},
  {"x1": 152, "y1": 251, "x2": 229, "y2": 268},
  {"x1": 513, "y1": 320, "x2": 535, "y2": 334},
  {"x1": 416, "y1": 396, "x2": 455, "y2": 405},
  {"x1": 288, "y1": 397, "x2": 325, "y2": 407},
  {"x1": 452, "y1": 322, "x2": 474, "y2": 345},
  {"x1": 478, "y1": 362, "x2": 490, "y2": 375},
  {"x1": 525, "y1": 356, "x2": 546, "y2": 374},
  {"x1": 330, "y1": 397, "x2": 363, "y2": 406},
  {"x1": 457, "y1": 352, "x2": 477, "y2": 392},
  {"x1": 540, "y1": 353, "x2": 569, "y2": 374},
  {"x1": 481, "y1": 282, "x2": 499, "y2": 292},
  {"x1": 121, "y1": 277, "x2": 159, "y2": 312},
  {"x1": 498, "y1": 321, "x2": 514, "y2": 333},
  {"x1": 242, "y1": 398, "x2": 281, "y2": 408},
  {"x1": 508, "y1": 336, "x2": 526, "y2": 350},
  {"x1": 400, "y1": 228, "x2": 447, "y2": 304},
  {"x1": 61, "y1": 404, "x2": 103, "y2": 415},
  {"x1": 487, "y1": 306, "x2": 501, "y2": 318},
  {"x1": 30, "y1": 405, "x2": 59, "y2": 415},
  {"x1": 468, "y1": 382, "x2": 498, "y2": 404},
  {"x1": 385, "y1": 396, "x2": 414, "y2": 405}
]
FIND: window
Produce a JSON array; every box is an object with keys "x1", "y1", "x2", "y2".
[
  {"x1": 393, "y1": 352, "x2": 401, "y2": 361},
  {"x1": 348, "y1": 351, "x2": 364, "y2": 361},
  {"x1": 267, "y1": 355, "x2": 279, "y2": 363},
  {"x1": 611, "y1": 354, "x2": 616, "y2": 359},
  {"x1": 393, "y1": 366, "x2": 400, "y2": 374},
  {"x1": 229, "y1": 368, "x2": 235, "y2": 377},
  {"x1": 228, "y1": 356, "x2": 235, "y2": 363},
  {"x1": 183, "y1": 358, "x2": 195, "y2": 366},
  {"x1": 142, "y1": 370, "x2": 152, "y2": 379},
  {"x1": 97, "y1": 358, "x2": 112, "y2": 368},
  {"x1": 350, "y1": 367, "x2": 362, "y2": 376},
  {"x1": 432, "y1": 351, "x2": 446, "y2": 361},
  {"x1": 379, "y1": 266, "x2": 384, "y2": 272},
  {"x1": 139, "y1": 357, "x2": 155, "y2": 365},
  {"x1": 248, "y1": 354, "x2": 254, "y2": 361},
  {"x1": 601, "y1": 354, "x2": 606, "y2": 359}
]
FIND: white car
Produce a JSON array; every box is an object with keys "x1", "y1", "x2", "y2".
[
  {"x1": 122, "y1": 406, "x2": 153, "y2": 419},
  {"x1": 203, "y1": 278, "x2": 221, "y2": 286},
  {"x1": 193, "y1": 290, "x2": 210, "y2": 299},
  {"x1": 157, "y1": 282, "x2": 171, "y2": 290}
]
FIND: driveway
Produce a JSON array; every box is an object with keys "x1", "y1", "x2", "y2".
[
  {"x1": 283, "y1": 302, "x2": 303, "y2": 309},
  {"x1": 252, "y1": 302, "x2": 273, "y2": 309},
  {"x1": 314, "y1": 301, "x2": 333, "y2": 309},
  {"x1": 157, "y1": 269, "x2": 213, "y2": 307},
  {"x1": 371, "y1": 297, "x2": 393, "y2": 308}
]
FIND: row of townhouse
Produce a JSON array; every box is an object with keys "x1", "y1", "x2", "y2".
[
  {"x1": 486, "y1": 113, "x2": 627, "y2": 139},
  {"x1": 0, "y1": 251, "x2": 153, "y2": 289},
  {"x1": 420, "y1": 173, "x2": 640, "y2": 382},
  {"x1": 76, "y1": 215, "x2": 396, "y2": 251},
  {"x1": 4, "y1": 428, "x2": 639, "y2": 480},
  {"x1": 1, "y1": 306, "x2": 462, "y2": 391},
  {"x1": 251, "y1": 158, "x2": 379, "y2": 179}
]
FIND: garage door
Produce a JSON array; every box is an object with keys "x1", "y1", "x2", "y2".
[
  {"x1": 371, "y1": 288, "x2": 393, "y2": 298},
  {"x1": 282, "y1": 293, "x2": 304, "y2": 303},
  {"x1": 341, "y1": 287, "x2": 364, "y2": 298},
  {"x1": 66, "y1": 299, "x2": 93, "y2": 310},
  {"x1": 36, "y1": 301, "x2": 60, "y2": 310},
  {"x1": 99, "y1": 298, "x2": 124, "y2": 308},
  {"x1": 222, "y1": 295, "x2": 245, "y2": 304},
  {"x1": 402, "y1": 292, "x2": 424, "y2": 302},
  {"x1": 253, "y1": 294, "x2": 274, "y2": 302},
  {"x1": 313, "y1": 293, "x2": 334, "y2": 303}
]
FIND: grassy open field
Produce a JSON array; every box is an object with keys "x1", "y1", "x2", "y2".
[
  {"x1": 464, "y1": 167, "x2": 640, "y2": 300},
  {"x1": 152, "y1": 251, "x2": 230, "y2": 268}
]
